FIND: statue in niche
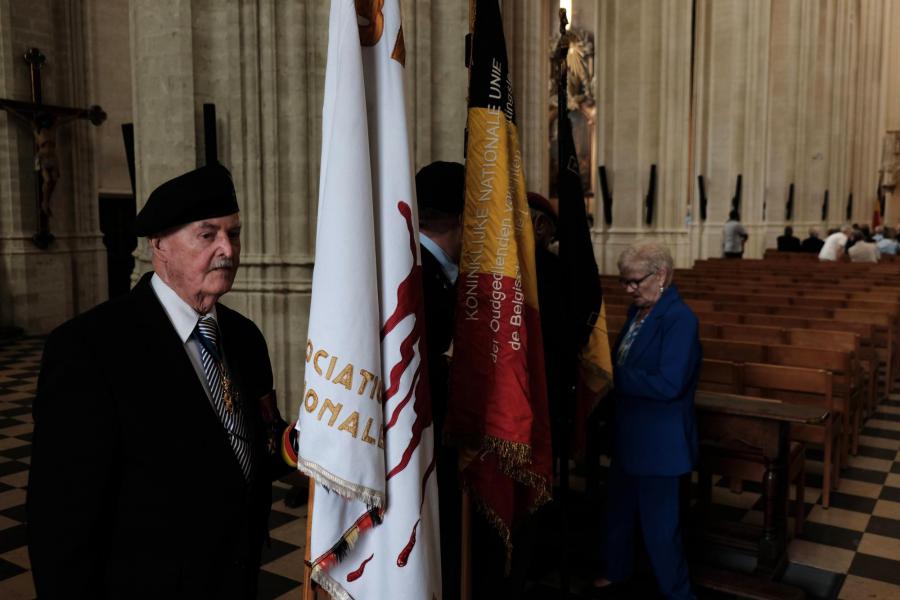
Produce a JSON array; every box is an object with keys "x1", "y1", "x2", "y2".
[
  {"x1": 549, "y1": 26, "x2": 596, "y2": 201},
  {"x1": 882, "y1": 131, "x2": 900, "y2": 193}
]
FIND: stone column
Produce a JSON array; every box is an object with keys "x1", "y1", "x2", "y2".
[
  {"x1": 403, "y1": 0, "x2": 468, "y2": 167},
  {"x1": 764, "y1": 0, "x2": 841, "y2": 243},
  {"x1": 690, "y1": 0, "x2": 771, "y2": 260},
  {"x1": 594, "y1": 0, "x2": 693, "y2": 272},
  {"x1": 503, "y1": 0, "x2": 550, "y2": 197},
  {"x1": 0, "y1": 0, "x2": 106, "y2": 333},
  {"x1": 847, "y1": 0, "x2": 889, "y2": 225}
]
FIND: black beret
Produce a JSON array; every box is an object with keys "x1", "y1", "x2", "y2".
[
  {"x1": 135, "y1": 163, "x2": 239, "y2": 237},
  {"x1": 415, "y1": 161, "x2": 464, "y2": 217}
]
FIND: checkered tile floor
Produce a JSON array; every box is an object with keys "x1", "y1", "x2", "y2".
[
  {"x1": 0, "y1": 336, "x2": 307, "y2": 600},
  {"x1": 526, "y1": 398, "x2": 900, "y2": 599},
  {"x1": 3, "y1": 335, "x2": 900, "y2": 599}
]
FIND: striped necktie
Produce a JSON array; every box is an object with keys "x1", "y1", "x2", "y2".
[{"x1": 195, "y1": 315, "x2": 253, "y2": 482}]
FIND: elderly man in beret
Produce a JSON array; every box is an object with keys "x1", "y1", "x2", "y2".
[{"x1": 28, "y1": 163, "x2": 283, "y2": 599}]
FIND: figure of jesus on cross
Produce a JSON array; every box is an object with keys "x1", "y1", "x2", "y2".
[{"x1": 0, "y1": 47, "x2": 106, "y2": 247}]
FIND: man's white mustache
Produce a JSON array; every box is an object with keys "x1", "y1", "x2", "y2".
[{"x1": 210, "y1": 258, "x2": 235, "y2": 271}]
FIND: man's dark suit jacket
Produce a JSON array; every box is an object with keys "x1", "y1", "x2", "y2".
[
  {"x1": 777, "y1": 235, "x2": 801, "y2": 252},
  {"x1": 419, "y1": 243, "x2": 460, "y2": 600},
  {"x1": 800, "y1": 236, "x2": 825, "y2": 254},
  {"x1": 27, "y1": 272, "x2": 276, "y2": 599},
  {"x1": 420, "y1": 245, "x2": 455, "y2": 437}
]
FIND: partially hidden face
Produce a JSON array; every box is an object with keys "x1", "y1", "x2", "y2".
[
  {"x1": 618, "y1": 263, "x2": 665, "y2": 308},
  {"x1": 158, "y1": 213, "x2": 242, "y2": 308}
]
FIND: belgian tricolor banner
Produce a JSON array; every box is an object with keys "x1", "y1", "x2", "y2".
[
  {"x1": 557, "y1": 44, "x2": 613, "y2": 455},
  {"x1": 448, "y1": 0, "x2": 552, "y2": 557}
]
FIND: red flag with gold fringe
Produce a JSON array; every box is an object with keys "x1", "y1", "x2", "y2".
[{"x1": 447, "y1": 0, "x2": 552, "y2": 559}]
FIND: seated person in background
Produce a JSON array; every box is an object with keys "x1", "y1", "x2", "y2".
[
  {"x1": 873, "y1": 225, "x2": 885, "y2": 242},
  {"x1": 800, "y1": 227, "x2": 825, "y2": 254},
  {"x1": 777, "y1": 226, "x2": 801, "y2": 251},
  {"x1": 848, "y1": 230, "x2": 880, "y2": 263},
  {"x1": 593, "y1": 241, "x2": 700, "y2": 600},
  {"x1": 819, "y1": 226, "x2": 852, "y2": 261},
  {"x1": 876, "y1": 227, "x2": 898, "y2": 255}
]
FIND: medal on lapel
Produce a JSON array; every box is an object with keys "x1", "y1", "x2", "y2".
[{"x1": 222, "y1": 366, "x2": 235, "y2": 414}]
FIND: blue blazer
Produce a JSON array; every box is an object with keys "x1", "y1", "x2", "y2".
[{"x1": 610, "y1": 285, "x2": 701, "y2": 477}]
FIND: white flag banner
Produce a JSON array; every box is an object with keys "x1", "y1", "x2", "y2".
[{"x1": 296, "y1": 0, "x2": 441, "y2": 598}]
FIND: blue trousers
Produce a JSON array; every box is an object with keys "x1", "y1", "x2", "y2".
[{"x1": 605, "y1": 467, "x2": 695, "y2": 600}]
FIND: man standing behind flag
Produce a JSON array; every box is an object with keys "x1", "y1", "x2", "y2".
[
  {"x1": 448, "y1": 0, "x2": 552, "y2": 592},
  {"x1": 416, "y1": 161, "x2": 465, "y2": 600},
  {"x1": 295, "y1": 1, "x2": 440, "y2": 598}
]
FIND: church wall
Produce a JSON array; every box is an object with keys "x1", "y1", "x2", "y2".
[
  {"x1": 402, "y1": 0, "x2": 469, "y2": 168},
  {"x1": 87, "y1": 0, "x2": 131, "y2": 196},
  {"x1": 503, "y1": 0, "x2": 551, "y2": 198},
  {"x1": 592, "y1": 0, "x2": 693, "y2": 272},
  {"x1": 0, "y1": 0, "x2": 106, "y2": 333},
  {"x1": 583, "y1": 0, "x2": 894, "y2": 270}
]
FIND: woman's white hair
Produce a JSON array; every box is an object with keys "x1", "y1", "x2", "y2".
[{"x1": 617, "y1": 240, "x2": 674, "y2": 285}]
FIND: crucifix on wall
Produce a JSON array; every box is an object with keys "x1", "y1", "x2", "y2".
[{"x1": 0, "y1": 47, "x2": 106, "y2": 249}]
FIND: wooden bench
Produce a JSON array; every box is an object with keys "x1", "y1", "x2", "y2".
[{"x1": 700, "y1": 360, "x2": 839, "y2": 508}]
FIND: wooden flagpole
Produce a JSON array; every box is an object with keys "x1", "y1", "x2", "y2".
[
  {"x1": 302, "y1": 480, "x2": 316, "y2": 600},
  {"x1": 460, "y1": 3, "x2": 475, "y2": 599},
  {"x1": 460, "y1": 489, "x2": 472, "y2": 600},
  {"x1": 460, "y1": 0, "x2": 482, "y2": 600}
]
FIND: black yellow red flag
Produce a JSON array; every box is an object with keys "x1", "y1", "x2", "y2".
[
  {"x1": 556, "y1": 42, "x2": 613, "y2": 428},
  {"x1": 448, "y1": 0, "x2": 552, "y2": 558}
]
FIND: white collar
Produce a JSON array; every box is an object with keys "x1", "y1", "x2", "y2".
[
  {"x1": 150, "y1": 273, "x2": 218, "y2": 343},
  {"x1": 420, "y1": 233, "x2": 459, "y2": 284}
]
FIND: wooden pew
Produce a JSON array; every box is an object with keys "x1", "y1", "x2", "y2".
[
  {"x1": 700, "y1": 360, "x2": 839, "y2": 508},
  {"x1": 693, "y1": 391, "x2": 827, "y2": 580}
]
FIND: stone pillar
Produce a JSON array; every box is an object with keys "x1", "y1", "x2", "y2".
[
  {"x1": 764, "y1": 0, "x2": 843, "y2": 244},
  {"x1": 594, "y1": 0, "x2": 693, "y2": 272},
  {"x1": 0, "y1": 0, "x2": 106, "y2": 333},
  {"x1": 503, "y1": 0, "x2": 550, "y2": 197},
  {"x1": 403, "y1": 0, "x2": 468, "y2": 167},
  {"x1": 847, "y1": 0, "x2": 889, "y2": 225},
  {"x1": 690, "y1": 0, "x2": 771, "y2": 260}
]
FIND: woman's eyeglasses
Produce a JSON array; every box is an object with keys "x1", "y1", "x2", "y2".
[{"x1": 619, "y1": 272, "x2": 656, "y2": 289}]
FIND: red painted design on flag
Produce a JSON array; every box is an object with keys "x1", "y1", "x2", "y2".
[
  {"x1": 346, "y1": 553, "x2": 374, "y2": 582},
  {"x1": 382, "y1": 201, "x2": 433, "y2": 481},
  {"x1": 397, "y1": 519, "x2": 420, "y2": 566},
  {"x1": 420, "y1": 452, "x2": 436, "y2": 511}
]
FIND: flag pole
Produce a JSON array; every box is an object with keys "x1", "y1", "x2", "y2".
[
  {"x1": 460, "y1": 490, "x2": 472, "y2": 600},
  {"x1": 555, "y1": 8, "x2": 573, "y2": 599},
  {"x1": 459, "y1": 2, "x2": 475, "y2": 600},
  {"x1": 302, "y1": 481, "x2": 316, "y2": 600}
]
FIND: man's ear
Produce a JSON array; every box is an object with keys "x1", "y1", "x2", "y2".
[{"x1": 149, "y1": 237, "x2": 165, "y2": 261}]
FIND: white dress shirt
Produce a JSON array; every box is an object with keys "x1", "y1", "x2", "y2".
[
  {"x1": 150, "y1": 273, "x2": 218, "y2": 402},
  {"x1": 420, "y1": 232, "x2": 459, "y2": 284}
]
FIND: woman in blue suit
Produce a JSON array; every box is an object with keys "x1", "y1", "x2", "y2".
[{"x1": 593, "y1": 241, "x2": 700, "y2": 600}]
